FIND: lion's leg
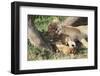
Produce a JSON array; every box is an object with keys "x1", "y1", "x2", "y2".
[{"x1": 80, "y1": 38, "x2": 88, "y2": 48}]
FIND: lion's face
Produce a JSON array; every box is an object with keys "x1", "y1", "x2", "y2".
[
  {"x1": 62, "y1": 35, "x2": 76, "y2": 49},
  {"x1": 55, "y1": 42, "x2": 76, "y2": 55}
]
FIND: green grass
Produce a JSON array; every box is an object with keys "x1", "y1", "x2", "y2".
[{"x1": 31, "y1": 15, "x2": 66, "y2": 32}]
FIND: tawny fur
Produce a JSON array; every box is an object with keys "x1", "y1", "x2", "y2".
[
  {"x1": 48, "y1": 22, "x2": 88, "y2": 48},
  {"x1": 55, "y1": 42, "x2": 76, "y2": 55}
]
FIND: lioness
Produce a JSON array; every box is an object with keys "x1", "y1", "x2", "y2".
[{"x1": 48, "y1": 22, "x2": 88, "y2": 48}]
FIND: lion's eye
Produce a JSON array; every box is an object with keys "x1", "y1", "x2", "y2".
[{"x1": 72, "y1": 44, "x2": 74, "y2": 47}]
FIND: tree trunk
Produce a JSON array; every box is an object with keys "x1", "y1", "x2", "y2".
[{"x1": 28, "y1": 16, "x2": 49, "y2": 49}]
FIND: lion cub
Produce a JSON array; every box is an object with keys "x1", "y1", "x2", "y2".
[
  {"x1": 54, "y1": 34, "x2": 76, "y2": 55},
  {"x1": 55, "y1": 41, "x2": 76, "y2": 55},
  {"x1": 60, "y1": 26, "x2": 88, "y2": 48}
]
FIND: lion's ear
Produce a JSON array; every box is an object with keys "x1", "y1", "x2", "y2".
[{"x1": 65, "y1": 36, "x2": 71, "y2": 42}]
